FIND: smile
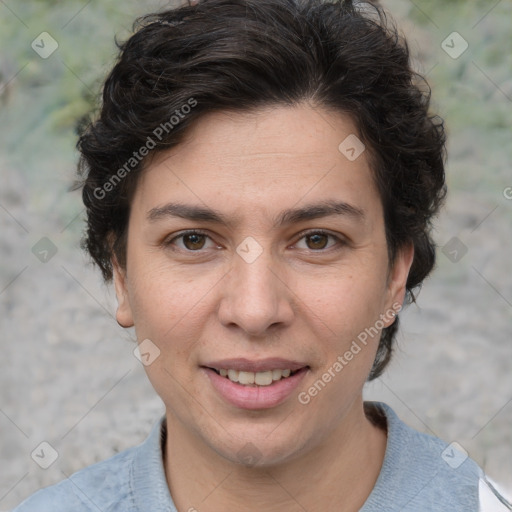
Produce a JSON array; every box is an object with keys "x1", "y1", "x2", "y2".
[
  {"x1": 202, "y1": 360, "x2": 309, "y2": 410},
  {"x1": 211, "y1": 368, "x2": 293, "y2": 386}
]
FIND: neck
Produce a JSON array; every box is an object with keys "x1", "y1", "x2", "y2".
[{"x1": 164, "y1": 400, "x2": 387, "y2": 512}]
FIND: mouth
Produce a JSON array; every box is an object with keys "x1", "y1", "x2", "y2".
[
  {"x1": 208, "y1": 367, "x2": 300, "y2": 386},
  {"x1": 201, "y1": 358, "x2": 309, "y2": 410}
]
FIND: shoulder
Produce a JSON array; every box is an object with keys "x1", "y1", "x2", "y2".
[
  {"x1": 13, "y1": 443, "x2": 138, "y2": 512},
  {"x1": 13, "y1": 417, "x2": 172, "y2": 512},
  {"x1": 363, "y1": 402, "x2": 484, "y2": 511}
]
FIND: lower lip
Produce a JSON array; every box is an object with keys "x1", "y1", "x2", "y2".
[{"x1": 203, "y1": 367, "x2": 308, "y2": 410}]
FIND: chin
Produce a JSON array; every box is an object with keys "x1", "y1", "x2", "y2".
[{"x1": 207, "y1": 425, "x2": 311, "y2": 469}]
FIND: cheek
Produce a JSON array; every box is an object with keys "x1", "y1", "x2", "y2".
[
  {"x1": 290, "y1": 268, "x2": 389, "y2": 391},
  {"x1": 125, "y1": 257, "x2": 209, "y2": 341},
  {"x1": 126, "y1": 266, "x2": 212, "y2": 397},
  {"x1": 302, "y1": 275, "x2": 386, "y2": 390},
  {"x1": 298, "y1": 266, "x2": 387, "y2": 336}
]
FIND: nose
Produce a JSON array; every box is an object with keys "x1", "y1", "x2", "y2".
[{"x1": 217, "y1": 250, "x2": 295, "y2": 337}]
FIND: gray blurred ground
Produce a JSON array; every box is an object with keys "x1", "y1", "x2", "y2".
[{"x1": 1, "y1": 0, "x2": 511, "y2": 509}]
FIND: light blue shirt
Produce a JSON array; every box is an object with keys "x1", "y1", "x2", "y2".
[{"x1": 13, "y1": 402, "x2": 509, "y2": 511}]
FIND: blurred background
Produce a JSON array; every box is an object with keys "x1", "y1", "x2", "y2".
[{"x1": 1, "y1": 0, "x2": 511, "y2": 509}]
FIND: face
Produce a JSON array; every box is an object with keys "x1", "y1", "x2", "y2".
[{"x1": 113, "y1": 105, "x2": 412, "y2": 467}]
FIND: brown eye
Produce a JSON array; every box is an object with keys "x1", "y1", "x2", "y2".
[
  {"x1": 294, "y1": 230, "x2": 342, "y2": 252},
  {"x1": 305, "y1": 233, "x2": 329, "y2": 250},
  {"x1": 182, "y1": 233, "x2": 207, "y2": 250},
  {"x1": 165, "y1": 230, "x2": 219, "y2": 253}
]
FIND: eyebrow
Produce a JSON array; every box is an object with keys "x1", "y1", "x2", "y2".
[{"x1": 147, "y1": 200, "x2": 365, "y2": 227}]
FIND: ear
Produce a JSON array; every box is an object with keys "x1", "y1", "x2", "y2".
[
  {"x1": 385, "y1": 242, "x2": 414, "y2": 317},
  {"x1": 112, "y1": 257, "x2": 135, "y2": 328}
]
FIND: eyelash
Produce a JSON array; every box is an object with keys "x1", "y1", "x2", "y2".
[
  {"x1": 164, "y1": 229, "x2": 345, "y2": 253},
  {"x1": 293, "y1": 229, "x2": 343, "y2": 252},
  {"x1": 165, "y1": 229, "x2": 215, "y2": 251}
]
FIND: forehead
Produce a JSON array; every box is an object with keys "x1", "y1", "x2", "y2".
[{"x1": 134, "y1": 105, "x2": 381, "y2": 224}]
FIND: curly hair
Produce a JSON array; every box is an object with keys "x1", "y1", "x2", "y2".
[{"x1": 77, "y1": 0, "x2": 446, "y2": 380}]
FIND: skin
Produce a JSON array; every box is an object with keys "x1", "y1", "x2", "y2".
[{"x1": 113, "y1": 104, "x2": 414, "y2": 512}]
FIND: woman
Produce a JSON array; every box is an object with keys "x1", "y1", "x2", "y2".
[{"x1": 14, "y1": 0, "x2": 511, "y2": 510}]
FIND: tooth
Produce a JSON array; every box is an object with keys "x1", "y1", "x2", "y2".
[
  {"x1": 238, "y1": 371, "x2": 255, "y2": 385},
  {"x1": 223, "y1": 368, "x2": 293, "y2": 385},
  {"x1": 272, "y1": 369, "x2": 282, "y2": 381},
  {"x1": 228, "y1": 369, "x2": 239, "y2": 382},
  {"x1": 255, "y1": 371, "x2": 273, "y2": 386}
]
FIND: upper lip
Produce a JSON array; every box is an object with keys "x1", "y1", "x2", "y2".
[{"x1": 202, "y1": 358, "x2": 308, "y2": 372}]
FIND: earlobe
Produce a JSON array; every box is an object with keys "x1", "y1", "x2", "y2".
[{"x1": 112, "y1": 259, "x2": 135, "y2": 328}]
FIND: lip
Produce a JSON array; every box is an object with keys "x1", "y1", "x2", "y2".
[
  {"x1": 202, "y1": 363, "x2": 309, "y2": 410},
  {"x1": 202, "y1": 357, "x2": 307, "y2": 372}
]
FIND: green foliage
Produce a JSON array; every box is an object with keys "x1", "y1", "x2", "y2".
[
  {"x1": 0, "y1": 0, "x2": 168, "y2": 228},
  {"x1": 0, "y1": 0, "x2": 509, "y2": 202}
]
